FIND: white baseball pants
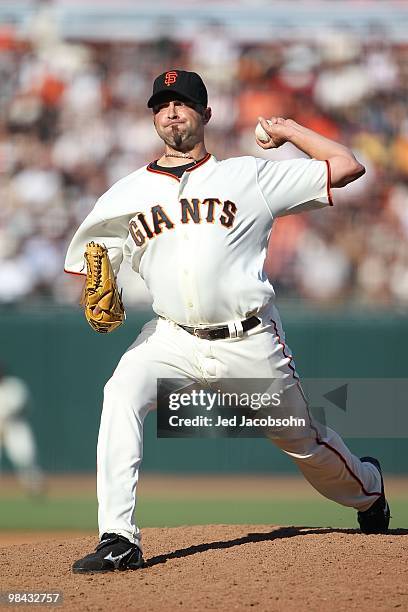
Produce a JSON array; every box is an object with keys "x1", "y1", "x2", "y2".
[{"x1": 97, "y1": 303, "x2": 382, "y2": 547}]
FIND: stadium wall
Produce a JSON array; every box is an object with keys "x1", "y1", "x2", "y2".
[{"x1": 1, "y1": 307, "x2": 407, "y2": 473}]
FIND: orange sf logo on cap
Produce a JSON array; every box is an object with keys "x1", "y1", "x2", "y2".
[{"x1": 165, "y1": 71, "x2": 178, "y2": 86}]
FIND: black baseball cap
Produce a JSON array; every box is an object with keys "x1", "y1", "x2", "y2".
[{"x1": 147, "y1": 70, "x2": 208, "y2": 109}]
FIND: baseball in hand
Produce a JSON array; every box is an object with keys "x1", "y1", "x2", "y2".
[{"x1": 255, "y1": 120, "x2": 275, "y2": 145}]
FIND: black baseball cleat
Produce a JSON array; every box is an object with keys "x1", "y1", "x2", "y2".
[
  {"x1": 72, "y1": 532, "x2": 144, "y2": 573},
  {"x1": 357, "y1": 456, "x2": 390, "y2": 534}
]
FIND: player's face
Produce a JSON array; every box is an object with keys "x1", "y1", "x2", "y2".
[{"x1": 152, "y1": 98, "x2": 208, "y2": 150}]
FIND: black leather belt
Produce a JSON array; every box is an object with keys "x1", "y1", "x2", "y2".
[{"x1": 179, "y1": 315, "x2": 261, "y2": 340}]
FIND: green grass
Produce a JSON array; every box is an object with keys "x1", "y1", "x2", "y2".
[{"x1": 0, "y1": 496, "x2": 407, "y2": 531}]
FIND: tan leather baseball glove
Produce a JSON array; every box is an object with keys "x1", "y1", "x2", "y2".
[{"x1": 81, "y1": 242, "x2": 125, "y2": 333}]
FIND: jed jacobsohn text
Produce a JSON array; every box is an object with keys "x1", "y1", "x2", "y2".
[
  {"x1": 168, "y1": 414, "x2": 306, "y2": 428},
  {"x1": 168, "y1": 389, "x2": 282, "y2": 411}
]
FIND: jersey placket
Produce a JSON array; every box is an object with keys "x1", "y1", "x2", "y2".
[{"x1": 177, "y1": 172, "x2": 201, "y2": 324}]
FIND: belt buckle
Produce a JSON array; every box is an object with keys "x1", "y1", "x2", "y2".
[{"x1": 193, "y1": 327, "x2": 212, "y2": 340}]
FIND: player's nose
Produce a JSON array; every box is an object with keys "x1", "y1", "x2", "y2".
[{"x1": 167, "y1": 101, "x2": 179, "y2": 118}]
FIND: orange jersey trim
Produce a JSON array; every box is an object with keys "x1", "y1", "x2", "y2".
[
  {"x1": 64, "y1": 268, "x2": 86, "y2": 276},
  {"x1": 146, "y1": 164, "x2": 180, "y2": 182},
  {"x1": 325, "y1": 159, "x2": 334, "y2": 206},
  {"x1": 146, "y1": 153, "x2": 212, "y2": 181},
  {"x1": 186, "y1": 153, "x2": 211, "y2": 172},
  {"x1": 270, "y1": 319, "x2": 299, "y2": 381}
]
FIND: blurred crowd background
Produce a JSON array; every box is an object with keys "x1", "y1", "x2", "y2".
[{"x1": 1, "y1": 2, "x2": 408, "y2": 309}]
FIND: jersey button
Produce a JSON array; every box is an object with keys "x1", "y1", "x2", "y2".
[{"x1": 187, "y1": 302, "x2": 194, "y2": 308}]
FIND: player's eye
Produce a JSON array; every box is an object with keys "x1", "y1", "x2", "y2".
[
  {"x1": 171, "y1": 101, "x2": 186, "y2": 108},
  {"x1": 153, "y1": 101, "x2": 185, "y2": 113},
  {"x1": 153, "y1": 103, "x2": 168, "y2": 113}
]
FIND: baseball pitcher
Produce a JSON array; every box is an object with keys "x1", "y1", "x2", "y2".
[{"x1": 65, "y1": 70, "x2": 390, "y2": 573}]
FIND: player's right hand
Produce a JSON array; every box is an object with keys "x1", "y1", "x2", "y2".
[{"x1": 256, "y1": 116, "x2": 290, "y2": 149}]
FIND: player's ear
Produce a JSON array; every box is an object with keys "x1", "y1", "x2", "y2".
[{"x1": 203, "y1": 107, "x2": 212, "y2": 125}]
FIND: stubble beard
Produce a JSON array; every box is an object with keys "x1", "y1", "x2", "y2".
[
  {"x1": 162, "y1": 124, "x2": 197, "y2": 152},
  {"x1": 171, "y1": 126, "x2": 183, "y2": 148}
]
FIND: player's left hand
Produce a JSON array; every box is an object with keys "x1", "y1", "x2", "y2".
[
  {"x1": 81, "y1": 242, "x2": 126, "y2": 333},
  {"x1": 255, "y1": 116, "x2": 291, "y2": 149}
]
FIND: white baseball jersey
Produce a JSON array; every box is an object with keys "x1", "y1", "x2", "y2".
[{"x1": 65, "y1": 154, "x2": 332, "y2": 326}]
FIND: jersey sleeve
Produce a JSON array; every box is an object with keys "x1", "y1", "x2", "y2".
[
  {"x1": 256, "y1": 157, "x2": 333, "y2": 218},
  {"x1": 64, "y1": 195, "x2": 131, "y2": 277}
]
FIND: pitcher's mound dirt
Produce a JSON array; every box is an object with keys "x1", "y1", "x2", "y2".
[{"x1": 1, "y1": 525, "x2": 407, "y2": 611}]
